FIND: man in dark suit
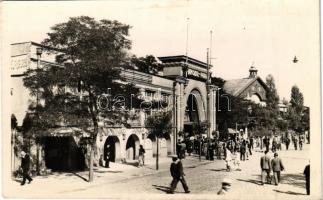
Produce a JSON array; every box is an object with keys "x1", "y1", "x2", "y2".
[
  {"x1": 168, "y1": 155, "x2": 190, "y2": 194},
  {"x1": 303, "y1": 163, "x2": 310, "y2": 195},
  {"x1": 260, "y1": 150, "x2": 271, "y2": 185},
  {"x1": 271, "y1": 153, "x2": 285, "y2": 185},
  {"x1": 20, "y1": 151, "x2": 33, "y2": 185}
]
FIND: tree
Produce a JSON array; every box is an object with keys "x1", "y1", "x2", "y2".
[
  {"x1": 128, "y1": 55, "x2": 162, "y2": 74},
  {"x1": 288, "y1": 85, "x2": 305, "y2": 133},
  {"x1": 290, "y1": 85, "x2": 304, "y2": 113},
  {"x1": 23, "y1": 16, "x2": 139, "y2": 182},
  {"x1": 265, "y1": 74, "x2": 280, "y2": 110},
  {"x1": 145, "y1": 111, "x2": 172, "y2": 170}
]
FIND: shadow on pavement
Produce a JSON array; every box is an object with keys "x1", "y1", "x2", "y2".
[
  {"x1": 273, "y1": 189, "x2": 306, "y2": 195},
  {"x1": 70, "y1": 172, "x2": 88, "y2": 182},
  {"x1": 93, "y1": 168, "x2": 123, "y2": 173},
  {"x1": 152, "y1": 184, "x2": 171, "y2": 193},
  {"x1": 280, "y1": 173, "x2": 305, "y2": 189},
  {"x1": 236, "y1": 178, "x2": 263, "y2": 186},
  {"x1": 208, "y1": 169, "x2": 227, "y2": 172}
]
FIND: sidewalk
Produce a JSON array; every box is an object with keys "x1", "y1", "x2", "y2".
[{"x1": 6, "y1": 155, "x2": 212, "y2": 198}]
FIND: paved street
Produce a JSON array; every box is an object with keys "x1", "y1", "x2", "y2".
[{"x1": 6, "y1": 144, "x2": 311, "y2": 199}]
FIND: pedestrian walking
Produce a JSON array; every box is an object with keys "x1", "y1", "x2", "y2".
[
  {"x1": 303, "y1": 163, "x2": 310, "y2": 195},
  {"x1": 217, "y1": 178, "x2": 232, "y2": 195},
  {"x1": 299, "y1": 138, "x2": 303, "y2": 150},
  {"x1": 271, "y1": 153, "x2": 285, "y2": 185},
  {"x1": 285, "y1": 137, "x2": 290, "y2": 150},
  {"x1": 168, "y1": 155, "x2": 190, "y2": 194},
  {"x1": 293, "y1": 137, "x2": 298, "y2": 150},
  {"x1": 260, "y1": 150, "x2": 271, "y2": 185},
  {"x1": 225, "y1": 148, "x2": 233, "y2": 171},
  {"x1": 250, "y1": 137, "x2": 254, "y2": 150},
  {"x1": 138, "y1": 145, "x2": 145, "y2": 167},
  {"x1": 187, "y1": 139, "x2": 193, "y2": 156},
  {"x1": 240, "y1": 141, "x2": 246, "y2": 161},
  {"x1": 20, "y1": 151, "x2": 33, "y2": 186}
]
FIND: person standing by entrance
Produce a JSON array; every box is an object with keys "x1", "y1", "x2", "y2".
[
  {"x1": 168, "y1": 155, "x2": 190, "y2": 194},
  {"x1": 271, "y1": 153, "x2": 285, "y2": 185},
  {"x1": 105, "y1": 145, "x2": 110, "y2": 168},
  {"x1": 138, "y1": 145, "x2": 145, "y2": 167},
  {"x1": 260, "y1": 150, "x2": 271, "y2": 185},
  {"x1": 20, "y1": 151, "x2": 33, "y2": 185}
]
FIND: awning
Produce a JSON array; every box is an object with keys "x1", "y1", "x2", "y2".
[{"x1": 40, "y1": 127, "x2": 92, "y2": 137}]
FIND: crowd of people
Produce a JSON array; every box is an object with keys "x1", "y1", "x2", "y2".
[{"x1": 172, "y1": 132, "x2": 309, "y2": 195}]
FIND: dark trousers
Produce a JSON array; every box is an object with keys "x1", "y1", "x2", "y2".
[
  {"x1": 273, "y1": 171, "x2": 281, "y2": 185},
  {"x1": 261, "y1": 169, "x2": 271, "y2": 184},
  {"x1": 240, "y1": 152, "x2": 245, "y2": 161},
  {"x1": 22, "y1": 169, "x2": 32, "y2": 184},
  {"x1": 170, "y1": 177, "x2": 189, "y2": 192},
  {"x1": 306, "y1": 178, "x2": 310, "y2": 195}
]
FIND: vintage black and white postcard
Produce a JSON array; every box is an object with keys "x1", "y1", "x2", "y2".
[{"x1": 1, "y1": 0, "x2": 321, "y2": 199}]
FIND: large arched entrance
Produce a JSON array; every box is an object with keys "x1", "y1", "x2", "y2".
[
  {"x1": 44, "y1": 136, "x2": 85, "y2": 171},
  {"x1": 104, "y1": 136, "x2": 120, "y2": 162},
  {"x1": 184, "y1": 90, "x2": 206, "y2": 138},
  {"x1": 126, "y1": 134, "x2": 140, "y2": 160}
]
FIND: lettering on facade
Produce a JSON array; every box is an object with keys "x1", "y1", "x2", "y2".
[{"x1": 187, "y1": 68, "x2": 207, "y2": 80}]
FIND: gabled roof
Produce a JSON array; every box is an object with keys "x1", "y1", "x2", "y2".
[{"x1": 223, "y1": 76, "x2": 268, "y2": 97}]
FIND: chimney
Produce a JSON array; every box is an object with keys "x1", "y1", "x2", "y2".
[{"x1": 249, "y1": 65, "x2": 258, "y2": 78}]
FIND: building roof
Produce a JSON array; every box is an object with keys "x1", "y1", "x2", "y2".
[
  {"x1": 223, "y1": 78, "x2": 255, "y2": 96},
  {"x1": 158, "y1": 55, "x2": 211, "y2": 69},
  {"x1": 223, "y1": 76, "x2": 268, "y2": 97}
]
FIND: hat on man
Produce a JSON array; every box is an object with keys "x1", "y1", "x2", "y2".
[
  {"x1": 222, "y1": 178, "x2": 232, "y2": 185},
  {"x1": 20, "y1": 151, "x2": 26, "y2": 157},
  {"x1": 171, "y1": 154, "x2": 178, "y2": 158}
]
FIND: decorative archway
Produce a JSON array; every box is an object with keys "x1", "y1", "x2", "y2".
[
  {"x1": 184, "y1": 89, "x2": 206, "y2": 137},
  {"x1": 126, "y1": 134, "x2": 140, "y2": 160},
  {"x1": 104, "y1": 136, "x2": 120, "y2": 162}
]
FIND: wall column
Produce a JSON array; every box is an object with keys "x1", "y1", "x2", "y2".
[
  {"x1": 139, "y1": 88, "x2": 145, "y2": 127},
  {"x1": 208, "y1": 85, "x2": 218, "y2": 136}
]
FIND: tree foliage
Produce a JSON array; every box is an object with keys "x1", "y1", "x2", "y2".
[
  {"x1": 145, "y1": 111, "x2": 172, "y2": 138},
  {"x1": 22, "y1": 16, "x2": 140, "y2": 181},
  {"x1": 290, "y1": 85, "x2": 304, "y2": 113},
  {"x1": 128, "y1": 55, "x2": 162, "y2": 74},
  {"x1": 286, "y1": 85, "x2": 308, "y2": 134},
  {"x1": 265, "y1": 74, "x2": 280, "y2": 110}
]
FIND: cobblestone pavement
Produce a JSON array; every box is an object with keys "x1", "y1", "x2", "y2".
[{"x1": 6, "y1": 144, "x2": 314, "y2": 200}]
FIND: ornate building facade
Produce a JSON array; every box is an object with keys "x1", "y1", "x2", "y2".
[{"x1": 10, "y1": 42, "x2": 218, "y2": 171}]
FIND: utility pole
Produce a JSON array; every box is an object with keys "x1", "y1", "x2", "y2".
[
  {"x1": 36, "y1": 47, "x2": 42, "y2": 175},
  {"x1": 206, "y1": 48, "x2": 210, "y2": 160}
]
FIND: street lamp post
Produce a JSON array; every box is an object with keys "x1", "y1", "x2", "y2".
[{"x1": 206, "y1": 48, "x2": 211, "y2": 160}]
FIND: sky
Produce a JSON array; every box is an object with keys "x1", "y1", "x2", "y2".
[{"x1": 2, "y1": 0, "x2": 320, "y2": 106}]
